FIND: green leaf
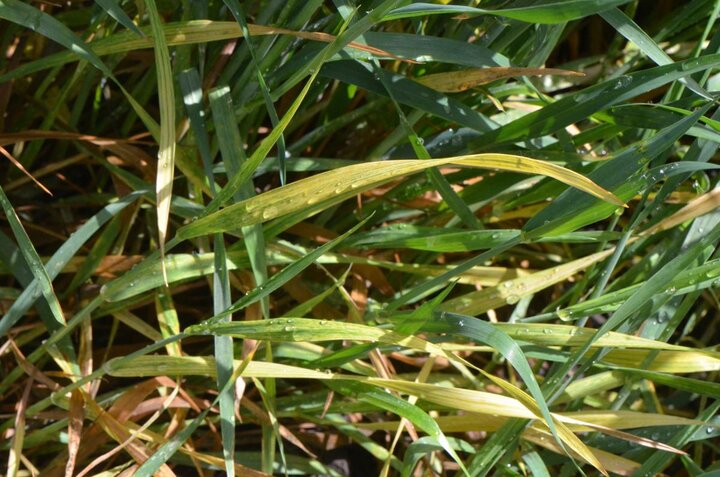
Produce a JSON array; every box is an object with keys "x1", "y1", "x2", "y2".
[
  {"x1": 95, "y1": 0, "x2": 144, "y2": 37},
  {"x1": 384, "y1": 1, "x2": 632, "y2": 24},
  {"x1": 0, "y1": 186, "x2": 69, "y2": 352},
  {"x1": 472, "y1": 57, "x2": 720, "y2": 147},
  {"x1": 599, "y1": 8, "x2": 712, "y2": 100}
]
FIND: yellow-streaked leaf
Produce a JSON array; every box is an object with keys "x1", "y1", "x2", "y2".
[
  {"x1": 145, "y1": 0, "x2": 176, "y2": 283},
  {"x1": 104, "y1": 354, "x2": 696, "y2": 465},
  {"x1": 554, "y1": 370, "x2": 626, "y2": 404},
  {"x1": 416, "y1": 67, "x2": 584, "y2": 93},
  {"x1": 106, "y1": 355, "x2": 539, "y2": 421},
  {"x1": 358, "y1": 417, "x2": 643, "y2": 476},
  {"x1": 523, "y1": 428, "x2": 640, "y2": 477},
  {"x1": 604, "y1": 349, "x2": 720, "y2": 373},
  {"x1": 104, "y1": 356, "x2": 522, "y2": 416},
  {"x1": 356, "y1": 410, "x2": 701, "y2": 433},
  {"x1": 491, "y1": 323, "x2": 698, "y2": 351},
  {"x1": 105, "y1": 355, "x2": 334, "y2": 380},
  {"x1": 177, "y1": 154, "x2": 625, "y2": 240},
  {"x1": 440, "y1": 249, "x2": 615, "y2": 315},
  {"x1": 322, "y1": 254, "x2": 534, "y2": 286},
  {"x1": 560, "y1": 409, "x2": 703, "y2": 430},
  {"x1": 185, "y1": 317, "x2": 475, "y2": 373},
  {"x1": 442, "y1": 339, "x2": 720, "y2": 373},
  {"x1": 642, "y1": 186, "x2": 720, "y2": 236},
  {"x1": 478, "y1": 369, "x2": 608, "y2": 476}
]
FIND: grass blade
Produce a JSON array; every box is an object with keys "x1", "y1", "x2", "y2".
[
  {"x1": 94, "y1": 0, "x2": 144, "y2": 37},
  {"x1": 144, "y1": 0, "x2": 176, "y2": 283},
  {"x1": 178, "y1": 153, "x2": 623, "y2": 240},
  {"x1": 384, "y1": 1, "x2": 632, "y2": 24}
]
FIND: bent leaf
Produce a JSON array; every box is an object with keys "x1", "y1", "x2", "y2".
[{"x1": 177, "y1": 154, "x2": 624, "y2": 240}]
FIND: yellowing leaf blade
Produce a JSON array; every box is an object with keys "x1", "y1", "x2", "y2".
[
  {"x1": 177, "y1": 154, "x2": 624, "y2": 240},
  {"x1": 146, "y1": 0, "x2": 176, "y2": 283}
]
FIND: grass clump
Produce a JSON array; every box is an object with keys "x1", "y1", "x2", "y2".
[{"x1": 1, "y1": 1, "x2": 720, "y2": 476}]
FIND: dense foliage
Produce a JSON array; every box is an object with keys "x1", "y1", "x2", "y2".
[{"x1": 1, "y1": 1, "x2": 719, "y2": 476}]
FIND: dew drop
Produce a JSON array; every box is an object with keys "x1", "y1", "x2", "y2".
[
  {"x1": 614, "y1": 75, "x2": 632, "y2": 89},
  {"x1": 557, "y1": 309, "x2": 573, "y2": 321},
  {"x1": 506, "y1": 294, "x2": 519, "y2": 305}
]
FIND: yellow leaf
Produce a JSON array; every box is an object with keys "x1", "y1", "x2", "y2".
[
  {"x1": 177, "y1": 154, "x2": 625, "y2": 240},
  {"x1": 145, "y1": 0, "x2": 176, "y2": 284},
  {"x1": 440, "y1": 249, "x2": 615, "y2": 315}
]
